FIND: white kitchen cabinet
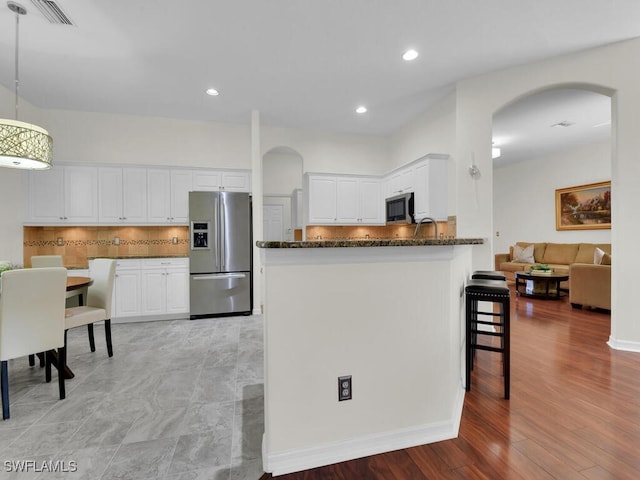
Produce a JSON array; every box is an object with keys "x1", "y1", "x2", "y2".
[
  {"x1": 307, "y1": 174, "x2": 383, "y2": 225},
  {"x1": 140, "y1": 258, "x2": 189, "y2": 316},
  {"x1": 27, "y1": 165, "x2": 98, "y2": 223},
  {"x1": 113, "y1": 259, "x2": 141, "y2": 318},
  {"x1": 306, "y1": 174, "x2": 337, "y2": 224},
  {"x1": 192, "y1": 169, "x2": 251, "y2": 192},
  {"x1": 147, "y1": 168, "x2": 193, "y2": 224},
  {"x1": 291, "y1": 188, "x2": 303, "y2": 229},
  {"x1": 413, "y1": 155, "x2": 448, "y2": 221},
  {"x1": 336, "y1": 177, "x2": 383, "y2": 225},
  {"x1": 385, "y1": 164, "x2": 414, "y2": 198},
  {"x1": 98, "y1": 167, "x2": 147, "y2": 223},
  {"x1": 358, "y1": 178, "x2": 384, "y2": 224}
]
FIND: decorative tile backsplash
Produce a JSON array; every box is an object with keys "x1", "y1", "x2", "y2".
[
  {"x1": 23, "y1": 226, "x2": 189, "y2": 268},
  {"x1": 305, "y1": 216, "x2": 457, "y2": 241}
]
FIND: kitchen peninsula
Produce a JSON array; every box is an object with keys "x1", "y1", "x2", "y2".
[{"x1": 258, "y1": 238, "x2": 483, "y2": 476}]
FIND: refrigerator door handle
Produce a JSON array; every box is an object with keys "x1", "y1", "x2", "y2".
[
  {"x1": 192, "y1": 273, "x2": 247, "y2": 280},
  {"x1": 220, "y1": 195, "x2": 226, "y2": 271},
  {"x1": 213, "y1": 194, "x2": 220, "y2": 269}
]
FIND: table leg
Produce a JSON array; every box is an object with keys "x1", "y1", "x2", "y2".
[{"x1": 35, "y1": 352, "x2": 74, "y2": 379}]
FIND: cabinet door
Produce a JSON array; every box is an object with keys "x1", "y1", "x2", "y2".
[
  {"x1": 28, "y1": 167, "x2": 65, "y2": 222},
  {"x1": 413, "y1": 158, "x2": 448, "y2": 221},
  {"x1": 98, "y1": 167, "x2": 123, "y2": 223},
  {"x1": 141, "y1": 269, "x2": 166, "y2": 315},
  {"x1": 336, "y1": 177, "x2": 359, "y2": 223},
  {"x1": 147, "y1": 169, "x2": 172, "y2": 223},
  {"x1": 122, "y1": 167, "x2": 147, "y2": 223},
  {"x1": 192, "y1": 170, "x2": 221, "y2": 191},
  {"x1": 170, "y1": 170, "x2": 193, "y2": 223},
  {"x1": 165, "y1": 268, "x2": 189, "y2": 314},
  {"x1": 307, "y1": 176, "x2": 337, "y2": 224},
  {"x1": 64, "y1": 166, "x2": 98, "y2": 223},
  {"x1": 221, "y1": 171, "x2": 251, "y2": 192},
  {"x1": 114, "y1": 269, "x2": 141, "y2": 318},
  {"x1": 359, "y1": 179, "x2": 383, "y2": 224}
]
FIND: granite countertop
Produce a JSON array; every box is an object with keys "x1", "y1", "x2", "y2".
[{"x1": 256, "y1": 238, "x2": 484, "y2": 248}]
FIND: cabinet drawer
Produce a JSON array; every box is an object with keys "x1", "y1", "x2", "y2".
[{"x1": 142, "y1": 257, "x2": 188, "y2": 268}]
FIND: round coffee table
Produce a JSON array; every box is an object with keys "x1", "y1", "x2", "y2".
[{"x1": 515, "y1": 271, "x2": 569, "y2": 300}]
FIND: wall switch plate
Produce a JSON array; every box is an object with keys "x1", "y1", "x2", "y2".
[{"x1": 338, "y1": 375, "x2": 352, "y2": 401}]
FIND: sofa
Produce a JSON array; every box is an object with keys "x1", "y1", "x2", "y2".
[{"x1": 495, "y1": 242, "x2": 611, "y2": 310}]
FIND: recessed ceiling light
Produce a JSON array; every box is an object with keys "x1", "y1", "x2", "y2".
[
  {"x1": 356, "y1": 106, "x2": 367, "y2": 114},
  {"x1": 206, "y1": 88, "x2": 219, "y2": 96},
  {"x1": 402, "y1": 49, "x2": 419, "y2": 61}
]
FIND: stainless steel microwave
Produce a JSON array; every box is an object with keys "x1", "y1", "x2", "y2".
[{"x1": 386, "y1": 192, "x2": 415, "y2": 224}]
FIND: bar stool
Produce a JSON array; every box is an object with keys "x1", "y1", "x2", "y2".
[
  {"x1": 471, "y1": 270, "x2": 506, "y2": 281},
  {"x1": 465, "y1": 278, "x2": 510, "y2": 399}
]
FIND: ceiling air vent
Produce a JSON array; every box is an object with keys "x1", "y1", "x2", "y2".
[{"x1": 30, "y1": 0, "x2": 74, "y2": 25}]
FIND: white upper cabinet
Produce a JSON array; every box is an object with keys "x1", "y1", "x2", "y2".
[
  {"x1": 358, "y1": 178, "x2": 384, "y2": 224},
  {"x1": 385, "y1": 164, "x2": 414, "y2": 198},
  {"x1": 27, "y1": 165, "x2": 98, "y2": 224},
  {"x1": 306, "y1": 174, "x2": 338, "y2": 224},
  {"x1": 25, "y1": 164, "x2": 248, "y2": 225},
  {"x1": 413, "y1": 155, "x2": 448, "y2": 221},
  {"x1": 98, "y1": 167, "x2": 147, "y2": 223},
  {"x1": 192, "y1": 169, "x2": 251, "y2": 192},
  {"x1": 307, "y1": 174, "x2": 383, "y2": 226},
  {"x1": 147, "y1": 168, "x2": 192, "y2": 224}
]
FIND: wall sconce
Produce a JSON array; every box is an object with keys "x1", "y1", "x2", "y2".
[{"x1": 468, "y1": 165, "x2": 481, "y2": 179}]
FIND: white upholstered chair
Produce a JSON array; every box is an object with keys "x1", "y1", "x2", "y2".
[
  {"x1": 31, "y1": 255, "x2": 64, "y2": 268},
  {"x1": 64, "y1": 259, "x2": 116, "y2": 361},
  {"x1": 0, "y1": 267, "x2": 68, "y2": 420}
]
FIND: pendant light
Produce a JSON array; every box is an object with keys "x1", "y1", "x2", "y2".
[{"x1": 0, "y1": 1, "x2": 53, "y2": 170}]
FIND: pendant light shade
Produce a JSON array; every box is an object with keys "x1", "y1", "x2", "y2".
[
  {"x1": 0, "y1": 1, "x2": 53, "y2": 170},
  {"x1": 0, "y1": 119, "x2": 53, "y2": 169}
]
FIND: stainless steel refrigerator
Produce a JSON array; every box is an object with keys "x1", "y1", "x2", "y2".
[{"x1": 189, "y1": 191, "x2": 252, "y2": 318}]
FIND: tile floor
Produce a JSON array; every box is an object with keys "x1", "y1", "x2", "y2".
[{"x1": 0, "y1": 315, "x2": 264, "y2": 480}]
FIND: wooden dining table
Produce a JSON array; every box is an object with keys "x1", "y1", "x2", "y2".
[{"x1": 34, "y1": 276, "x2": 93, "y2": 379}]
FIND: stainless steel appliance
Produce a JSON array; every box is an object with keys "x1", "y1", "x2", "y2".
[
  {"x1": 189, "y1": 191, "x2": 252, "y2": 318},
  {"x1": 385, "y1": 192, "x2": 415, "y2": 224}
]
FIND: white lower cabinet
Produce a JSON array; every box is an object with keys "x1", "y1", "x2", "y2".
[
  {"x1": 113, "y1": 259, "x2": 142, "y2": 319},
  {"x1": 141, "y1": 258, "x2": 189, "y2": 316},
  {"x1": 112, "y1": 257, "x2": 189, "y2": 322}
]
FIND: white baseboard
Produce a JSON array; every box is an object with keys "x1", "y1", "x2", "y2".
[
  {"x1": 607, "y1": 336, "x2": 640, "y2": 353},
  {"x1": 264, "y1": 388, "x2": 465, "y2": 477}
]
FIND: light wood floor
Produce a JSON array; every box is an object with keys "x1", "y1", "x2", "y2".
[{"x1": 260, "y1": 287, "x2": 640, "y2": 479}]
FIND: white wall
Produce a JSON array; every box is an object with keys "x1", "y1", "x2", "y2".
[
  {"x1": 493, "y1": 140, "x2": 612, "y2": 254},
  {"x1": 388, "y1": 92, "x2": 456, "y2": 170},
  {"x1": 262, "y1": 125, "x2": 389, "y2": 176},
  {"x1": 42, "y1": 109, "x2": 252, "y2": 168},
  {"x1": 263, "y1": 151, "x2": 303, "y2": 195},
  {"x1": 452, "y1": 37, "x2": 640, "y2": 349}
]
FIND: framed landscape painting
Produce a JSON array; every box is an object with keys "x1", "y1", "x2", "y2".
[{"x1": 555, "y1": 181, "x2": 611, "y2": 230}]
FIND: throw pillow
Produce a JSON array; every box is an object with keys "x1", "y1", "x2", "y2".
[
  {"x1": 594, "y1": 247, "x2": 606, "y2": 265},
  {"x1": 513, "y1": 244, "x2": 535, "y2": 263},
  {"x1": 602, "y1": 253, "x2": 612, "y2": 265}
]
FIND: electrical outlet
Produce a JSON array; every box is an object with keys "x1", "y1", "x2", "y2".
[
  {"x1": 172, "y1": 236, "x2": 178, "y2": 244},
  {"x1": 338, "y1": 375, "x2": 352, "y2": 401}
]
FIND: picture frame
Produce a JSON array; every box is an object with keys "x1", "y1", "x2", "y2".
[{"x1": 555, "y1": 181, "x2": 611, "y2": 230}]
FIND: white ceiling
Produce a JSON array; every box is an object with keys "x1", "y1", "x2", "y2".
[
  {"x1": 492, "y1": 88, "x2": 611, "y2": 167},
  {"x1": 0, "y1": 1, "x2": 636, "y2": 158}
]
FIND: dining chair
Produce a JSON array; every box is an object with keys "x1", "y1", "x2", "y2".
[
  {"x1": 64, "y1": 259, "x2": 116, "y2": 362},
  {"x1": 31, "y1": 255, "x2": 64, "y2": 268},
  {"x1": 0, "y1": 267, "x2": 68, "y2": 420}
]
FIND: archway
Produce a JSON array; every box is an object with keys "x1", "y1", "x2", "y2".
[{"x1": 262, "y1": 146, "x2": 304, "y2": 241}]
